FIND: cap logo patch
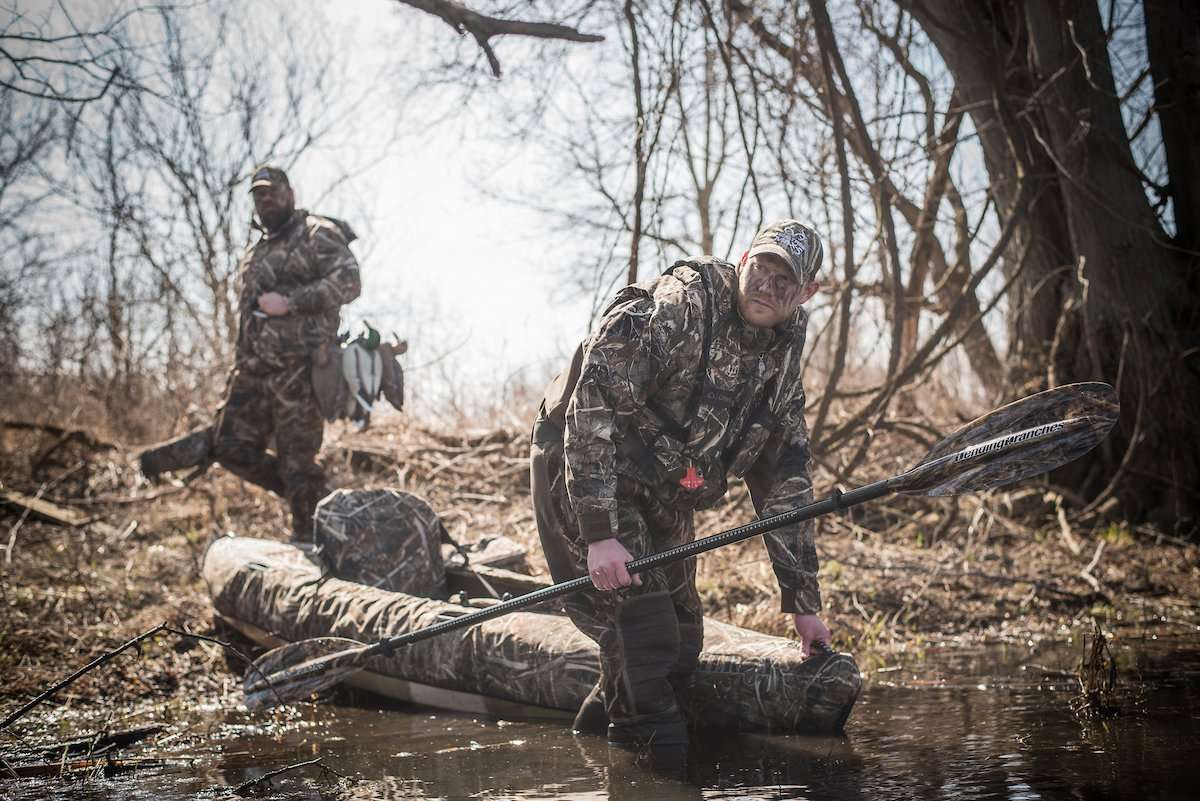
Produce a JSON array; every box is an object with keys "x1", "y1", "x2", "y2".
[
  {"x1": 254, "y1": 169, "x2": 271, "y2": 181},
  {"x1": 774, "y1": 225, "x2": 809, "y2": 265}
]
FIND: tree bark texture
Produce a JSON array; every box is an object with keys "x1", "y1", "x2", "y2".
[{"x1": 902, "y1": 0, "x2": 1200, "y2": 530}]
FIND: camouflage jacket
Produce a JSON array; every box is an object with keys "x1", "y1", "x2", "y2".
[
  {"x1": 234, "y1": 209, "x2": 361, "y2": 372},
  {"x1": 562, "y1": 258, "x2": 821, "y2": 615}
]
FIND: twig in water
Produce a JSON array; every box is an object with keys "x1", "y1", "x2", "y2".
[
  {"x1": 231, "y1": 757, "x2": 346, "y2": 797},
  {"x1": 4, "y1": 725, "x2": 164, "y2": 761},
  {"x1": 1070, "y1": 619, "x2": 1120, "y2": 718}
]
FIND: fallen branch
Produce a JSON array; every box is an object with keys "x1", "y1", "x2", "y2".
[
  {"x1": 449, "y1": 492, "x2": 508, "y2": 504},
  {"x1": 0, "y1": 623, "x2": 277, "y2": 732},
  {"x1": 0, "y1": 419, "x2": 116, "y2": 452},
  {"x1": 0, "y1": 488, "x2": 122, "y2": 539},
  {"x1": 1056, "y1": 496, "x2": 1083, "y2": 555},
  {"x1": 838, "y1": 559, "x2": 1092, "y2": 600},
  {"x1": 0, "y1": 625, "x2": 167, "y2": 732},
  {"x1": 2, "y1": 755, "x2": 169, "y2": 779},
  {"x1": 1079, "y1": 540, "x2": 1107, "y2": 596},
  {"x1": 417, "y1": 425, "x2": 517, "y2": 448},
  {"x1": 38, "y1": 484, "x2": 194, "y2": 507},
  {"x1": 1021, "y1": 663, "x2": 1076, "y2": 679},
  {"x1": 232, "y1": 757, "x2": 346, "y2": 797},
  {"x1": 10, "y1": 725, "x2": 165, "y2": 762},
  {"x1": 2, "y1": 484, "x2": 45, "y2": 564}
]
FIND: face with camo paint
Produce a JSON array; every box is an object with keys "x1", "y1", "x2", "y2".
[{"x1": 736, "y1": 252, "x2": 819, "y2": 328}]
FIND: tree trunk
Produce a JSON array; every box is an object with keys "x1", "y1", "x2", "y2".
[
  {"x1": 1144, "y1": 0, "x2": 1200, "y2": 251},
  {"x1": 903, "y1": 0, "x2": 1200, "y2": 532}
]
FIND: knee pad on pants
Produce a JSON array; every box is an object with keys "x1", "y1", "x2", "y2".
[{"x1": 615, "y1": 591, "x2": 680, "y2": 717}]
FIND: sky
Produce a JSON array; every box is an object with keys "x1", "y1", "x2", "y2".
[
  {"x1": 11, "y1": 0, "x2": 1007, "y2": 418},
  {"x1": 276, "y1": 1, "x2": 599, "y2": 418},
  {"x1": 20, "y1": 0, "x2": 1154, "y2": 417},
  {"x1": 6, "y1": 0, "x2": 651, "y2": 420}
]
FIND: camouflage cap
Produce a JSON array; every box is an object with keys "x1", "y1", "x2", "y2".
[
  {"x1": 747, "y1": 220, "x2": 823, "y2": 283},
  {"x1": 249, "y1": 165, "x2": 290, "y2": 191}
]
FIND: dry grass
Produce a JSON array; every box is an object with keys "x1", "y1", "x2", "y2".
[{"x1": 2, "y1": 403, "x2": 1198, "y2": 735}]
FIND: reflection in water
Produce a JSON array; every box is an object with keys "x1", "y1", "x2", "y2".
[
  {"x1": 572, "y1": 736, "x2": 702, "y2": 801},
  {"x1": 689, "y1": 732, "x2": 865, "y2": 800},
  {"x1": 3, "y1": 637, "x2": 1199, "y2": 800}
]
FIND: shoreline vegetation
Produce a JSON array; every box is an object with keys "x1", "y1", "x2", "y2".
[
  {"x1": 3, "y1": 410, "x2": 1197, "y2": 723},
  {"x1": 4, "y1": 1, "x2": 1198, "y2": 793}
]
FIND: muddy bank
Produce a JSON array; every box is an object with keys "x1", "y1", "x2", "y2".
[{"x1": 2, "y1": 413, "x2": 1198, "y2": 730}]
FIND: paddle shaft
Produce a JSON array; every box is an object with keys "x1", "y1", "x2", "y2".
[
  {"x1": 364, "y1": 477, "x2": 892, "y2": 657},
  {"x1": 245, "y1": 384, "x2": 1119, "y2": 706}
]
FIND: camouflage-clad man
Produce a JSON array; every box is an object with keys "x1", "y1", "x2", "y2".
[
  {"x1": 530, "y1": 220, "x2": 827, "y2": 758},
  {"x1": 140, "y1": 166, "x2": 360, "y2": 540}
]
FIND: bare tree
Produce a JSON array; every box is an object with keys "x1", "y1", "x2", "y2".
[
  {"x1": 895, "y1": 0, "x2": 1200, "y2": 530},
  {"x1": 0, "y1": 3, "x2": 134, "y2": 104},
  {"x1": 0, "y1": 90, "x2": 59, "y2": 380},
  {"x1": 406, "y1": 0, "x2": 1017, "y2": 480},
  {"x1": 5, "y1": 2, "x2": 380, "y2": 438}
]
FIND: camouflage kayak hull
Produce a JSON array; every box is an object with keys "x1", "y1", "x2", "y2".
[{"x1": 203, "y1": 536, "x2": 860, "y2": 733}]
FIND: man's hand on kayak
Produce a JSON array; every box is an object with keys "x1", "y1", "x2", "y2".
[
  {"x1": 587, "y1": 538, "x2": 641, "y2": 591},
  {"x1": 793, "y1": 614, "x2": 832, "y2": 657}
]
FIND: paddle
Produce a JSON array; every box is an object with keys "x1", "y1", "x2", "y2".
[{"x1": 242, "y1": 381, "x2": 1119, "y2": 709}]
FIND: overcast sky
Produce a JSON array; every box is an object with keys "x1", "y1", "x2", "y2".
[
  {"x1": 14, "y1": 0, "x2": 1073, "y2": 418},
  {"x1": 282, "y1": 2, "x2": 599, "y2": 419}
]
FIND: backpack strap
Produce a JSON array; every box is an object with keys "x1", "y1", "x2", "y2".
[{"x1": 642, "y1": 261, "x2": 713, "y2": 444}]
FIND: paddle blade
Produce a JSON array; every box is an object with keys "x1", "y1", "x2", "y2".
[
  {"x1": 892, "y1": 382, "x2": 1119, "y2": 496},
  {"x1": 242, "y1": 636, "x2": 368, "y2": 710}
]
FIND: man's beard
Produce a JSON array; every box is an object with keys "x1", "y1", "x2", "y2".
[{"x1": 260, "y1": 205, "x2": 293, "y2": 232}]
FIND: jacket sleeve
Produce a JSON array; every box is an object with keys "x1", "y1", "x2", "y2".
[
  {"x1": 562, "y1": 288, "x2": 688, "y2": 543},
  {"x1": 232, "y1": 257, "x2": 255, "y2": 362},
  {"x1": 287, "y1": 219, "x2": 362, "y2": 313},
  {"x1": 744, "y1": 386, "x2": 821, "y2": 615}
]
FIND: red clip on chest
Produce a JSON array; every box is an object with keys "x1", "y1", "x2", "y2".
[{"x1": 679, "y1": 465, "x2": 705, "y2": 491}]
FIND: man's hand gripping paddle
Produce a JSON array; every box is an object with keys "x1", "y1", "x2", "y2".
[{"x1": 242, "y1": 382, "x2": 1119, "y2": 709}]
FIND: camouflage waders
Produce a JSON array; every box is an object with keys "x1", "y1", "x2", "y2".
[
  {"x1": 138, "y1": 204, "x2": 360, "y2": 540},
  {"x1": 532, "y1": 246, "x2": 827, "y2": 755},
  {"x1": 531, "y1": 415, "x2": 702, "y2": 750},
  {"x1": 214, "y1": 364, "x2": 327, "y2": 540}
]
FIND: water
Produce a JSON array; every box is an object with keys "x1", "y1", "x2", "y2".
[{"x1": 4, "y1": 635, "x2": 1198, "y2": 800}]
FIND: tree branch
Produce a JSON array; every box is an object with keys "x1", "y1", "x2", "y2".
[{"x1": 393, "y1": 0, "x2": 604, "y2": 78}]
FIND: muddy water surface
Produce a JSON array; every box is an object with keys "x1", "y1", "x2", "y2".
[{"x1": 4, "y1": 634, "x2": 1198, "y2": 800}]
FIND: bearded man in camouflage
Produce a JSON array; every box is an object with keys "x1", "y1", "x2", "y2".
[
  {"x1": 530, "y1": 220, "x2": 827, "y2": 758},
  {"x1": 140, "y1": 166, "x2": 360, "y2": 541}
]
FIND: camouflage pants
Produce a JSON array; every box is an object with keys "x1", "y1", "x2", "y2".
[
  {"x1": 214, "y1": 364, "x2": 327, "y2": 539},
  {"x1": 530, "y1": 416, "x2": 703, "y2": 729}
]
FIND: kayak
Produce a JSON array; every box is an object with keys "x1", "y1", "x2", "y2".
[{"x1": 204, "y1": 533, "x2": 860, "y2": 733}]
